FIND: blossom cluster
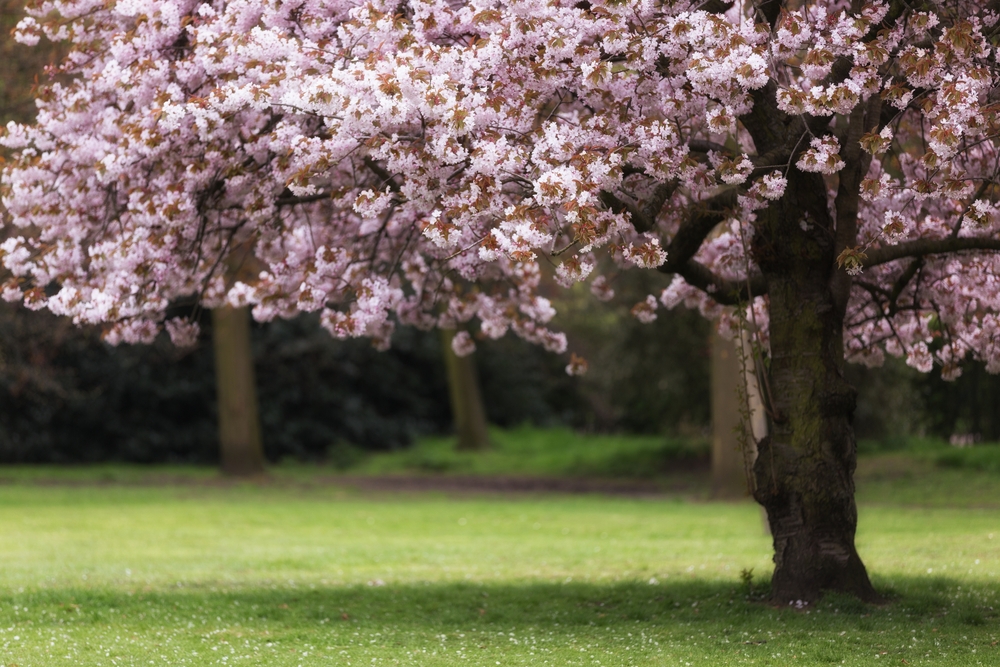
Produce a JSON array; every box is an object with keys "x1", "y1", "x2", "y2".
[{"x1": 1, "y1": 0, "x2": 999, "y2": 379}]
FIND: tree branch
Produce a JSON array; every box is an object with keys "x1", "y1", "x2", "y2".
[
  {"x1": 599, "y1": 190, "x2": 653, "y2": 232},
  {"x1": 601, "y1": 180, "x2": 677, "y2": 234},
  {"x1": 740, "y1": 81, "x2": 789, "y2": 156},
  {"x1": 275, "y1": 191, "x2": 331, "y2": 207},
  {"x1": 888, "y1": 257, "x2": 922, "y2": 308},
  {"x1": 660, "y1": 188, "x2": 739, "y2": 271},
  {"x1": 641, "y1": 181, "x2": 678, "y2": 225},
  {"x1": 688, "y1": 139, "x2": 731, "y2": 155},
  {"x1": 701, "y1": 0, "x2": 735, "y2": 13},
  {"x1": 659, "y1": 259, "x2": 768, "y2": 306},
  {"x1": 364, "y1": 157, "x2": 400, "y2": 193},
  {"x1": 644, "y1": 188, "x2": 767, "y2": 306},
  {"x1": 830, "y1": 97, "x2": 878, "y2": 318},
  {"x1": 862, "y1": 236, "x2": 1000, "y2": 268},
  {"x1": 754, "y1": 0, "x2": 782, "y2": 27},
  {"x1": 853, "y1": 256, "x2": 923, "y2": 318}
]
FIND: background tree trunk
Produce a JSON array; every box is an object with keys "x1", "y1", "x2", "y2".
[
  {"x1": 711, "y1": 328, "x2": 766, "y2": 499},
  {"x1": 441, "y1": 329, "x2": 491, "y2": 451},
  {"x1": 213, "y1": 306, "x2": 266, "y2": 476}
]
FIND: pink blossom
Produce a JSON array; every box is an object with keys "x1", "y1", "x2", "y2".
[
  {"x1": 590, "y1": 276, "x2": 615, "y2": 302},
  {"x1": 565, "y1": 353, "x2": 588, "y2": 377},
  {"x1": 624, "y1": 236, "x2": 667, "y2": 269},
  {"x1": 0, "y1": 0, "x2": 997, "y2": 385},
  {"x1": 796, "y1": 136, "x2": 845, "y2": 174},
  {"x1": 631, "y1": 295, "x2": 659, "y2": 324},
  {"x1": 451, "y1": 331, "x2": 476, "y2": 357},
  {"x1": 164, "y1": 317, "x2": 200, "y2": 348}
]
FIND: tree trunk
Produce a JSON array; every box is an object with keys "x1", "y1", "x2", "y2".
[
  {"x1": 212, "y1": 305, "x2": 266, "y2": 476},
  {"x1": 441, "y1": 329, "x2": 491, "y2": 451},
  {"x1": 751, "y1": 171, "x2": 881, "y2": 605},
  {"x1": 711, "y1": 328, "x2": 766, "y2": 499}
]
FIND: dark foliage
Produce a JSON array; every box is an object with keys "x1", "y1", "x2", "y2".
[
  {"x1": 848, "y1": 354, "x2": 1000, "y2": 443},
  {"x1": 916, "y1": 362, "x2": 1000, "y2": 441},
  {"x1": 476, "y1": 334, "x2": 583, "y2": 428},
  {"x1": 1, "y1": 0, "x2": 67, "y2": 131},
  {"x1": 0, "y1": 304, "x2": 610, "y2": 463},
  {"x1": 0, "y1": 307, "x2": 215, "y2": 463},
  {"x1": 253, "y1": 316, "x2": 451, "y2": 459},
  {"x1": 848, "y1": 357, "x2": 926, "y2": 442},
  {"x1": 0, "y1": 306, "x2": 458, "y2": 463},
  {"x1": 551, "y1": 270, "x2": 712, "y2": 435},
  {"x1": 0, "y1": 287, "x2": 719, "y2": 463}
]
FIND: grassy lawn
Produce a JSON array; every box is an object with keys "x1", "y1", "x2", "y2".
[
  {"x1": 0, "y1": 437, "x2": 999, "y2": 665},
  {"x1": 330, "y1": 425, "x2": 710, "y2": 479}
]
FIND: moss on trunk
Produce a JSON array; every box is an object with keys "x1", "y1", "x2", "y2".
[{"x1": 750, "y1": 171, "x2": 881, "y2": 604}]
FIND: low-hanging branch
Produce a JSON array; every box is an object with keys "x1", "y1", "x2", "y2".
[
  {"x1": 660, "y1": 188, "x2": 739, "y2": 271},
  {"x1": 659, "y1": 258, "x2": 768, "y2": 306},
  {"x1": 862, "y1": 236, "x2": 1000, "y2": 268}
]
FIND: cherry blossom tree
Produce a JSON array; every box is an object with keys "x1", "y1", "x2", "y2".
[{"x1": 5, "y1": 0, "x2": 1000, "y2": 603}]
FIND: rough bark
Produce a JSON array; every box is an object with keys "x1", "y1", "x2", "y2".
[
  {"x1": 212, "y1": 305, "x2": 266, "y2": 476},
  {"x1": 440, "y1": 329, "x2": 491, "y2": 451},
  {"x1": 750, "y1": 170, "x2": 881, "y2": 604}
]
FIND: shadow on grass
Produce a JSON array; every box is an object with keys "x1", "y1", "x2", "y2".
[{"x1": 7, "y1": 576, "x2": 999, "y2": 632}]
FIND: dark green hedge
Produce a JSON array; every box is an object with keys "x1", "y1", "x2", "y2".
[
  {"x1": 0, "y1": 287, "x2": 716, "y2": 464},
  {"x1": 0, "y1": 307, "x2": 457, "y2": 463}
]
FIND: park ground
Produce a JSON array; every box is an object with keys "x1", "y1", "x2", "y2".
[{"x1": 0, "y1": 429, "x2": 999, "y2": 666}]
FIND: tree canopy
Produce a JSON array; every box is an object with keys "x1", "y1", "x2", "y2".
[{"x1": 5, "y1": 0, "x2": 1000, "y2": 602}]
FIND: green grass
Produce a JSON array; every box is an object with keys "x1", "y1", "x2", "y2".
[
  {"x1": 934, "y1": 443, "x2": 1000, "y2": 473},
  {"x1": 327, "y1": 425, "x2": 708, "y2": 478},
  {"x1": 333, "y1": 427, "x2": 1000, "y2": 483},
  {"x1": 853, "y1": 438, "x2": 1000, "y2": 508},
  {"x1": 0, "y1": 461, "x2": 999, "y2": 666},
  {"x1": 858, "y1": 436, "x2": 1000, "y2": 474}
]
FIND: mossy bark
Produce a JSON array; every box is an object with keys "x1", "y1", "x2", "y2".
[
  {"x1": 212, "y1": 305, "x2": 266, "y2": 476},
  {"x1": 750, "y1": 170, "x2": 881, "y2": 604},
  {"x1": 440, "y1": 329, "x2": 491, "y2": 452}
]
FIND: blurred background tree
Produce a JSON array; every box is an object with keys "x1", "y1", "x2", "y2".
[{"x1": 440, "y1": 329, "x2": 491, "y2": 451}]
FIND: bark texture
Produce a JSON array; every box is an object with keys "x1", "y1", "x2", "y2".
[
  {"x1": 750, "y1": 170, "x2": 881, "y2": 604},
  {"x1": 212, "y1": 305, "x2": 266, "y2": 476},
  {"x1": 441, "y1": 329, "x2": 491, "y2": 451}
]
